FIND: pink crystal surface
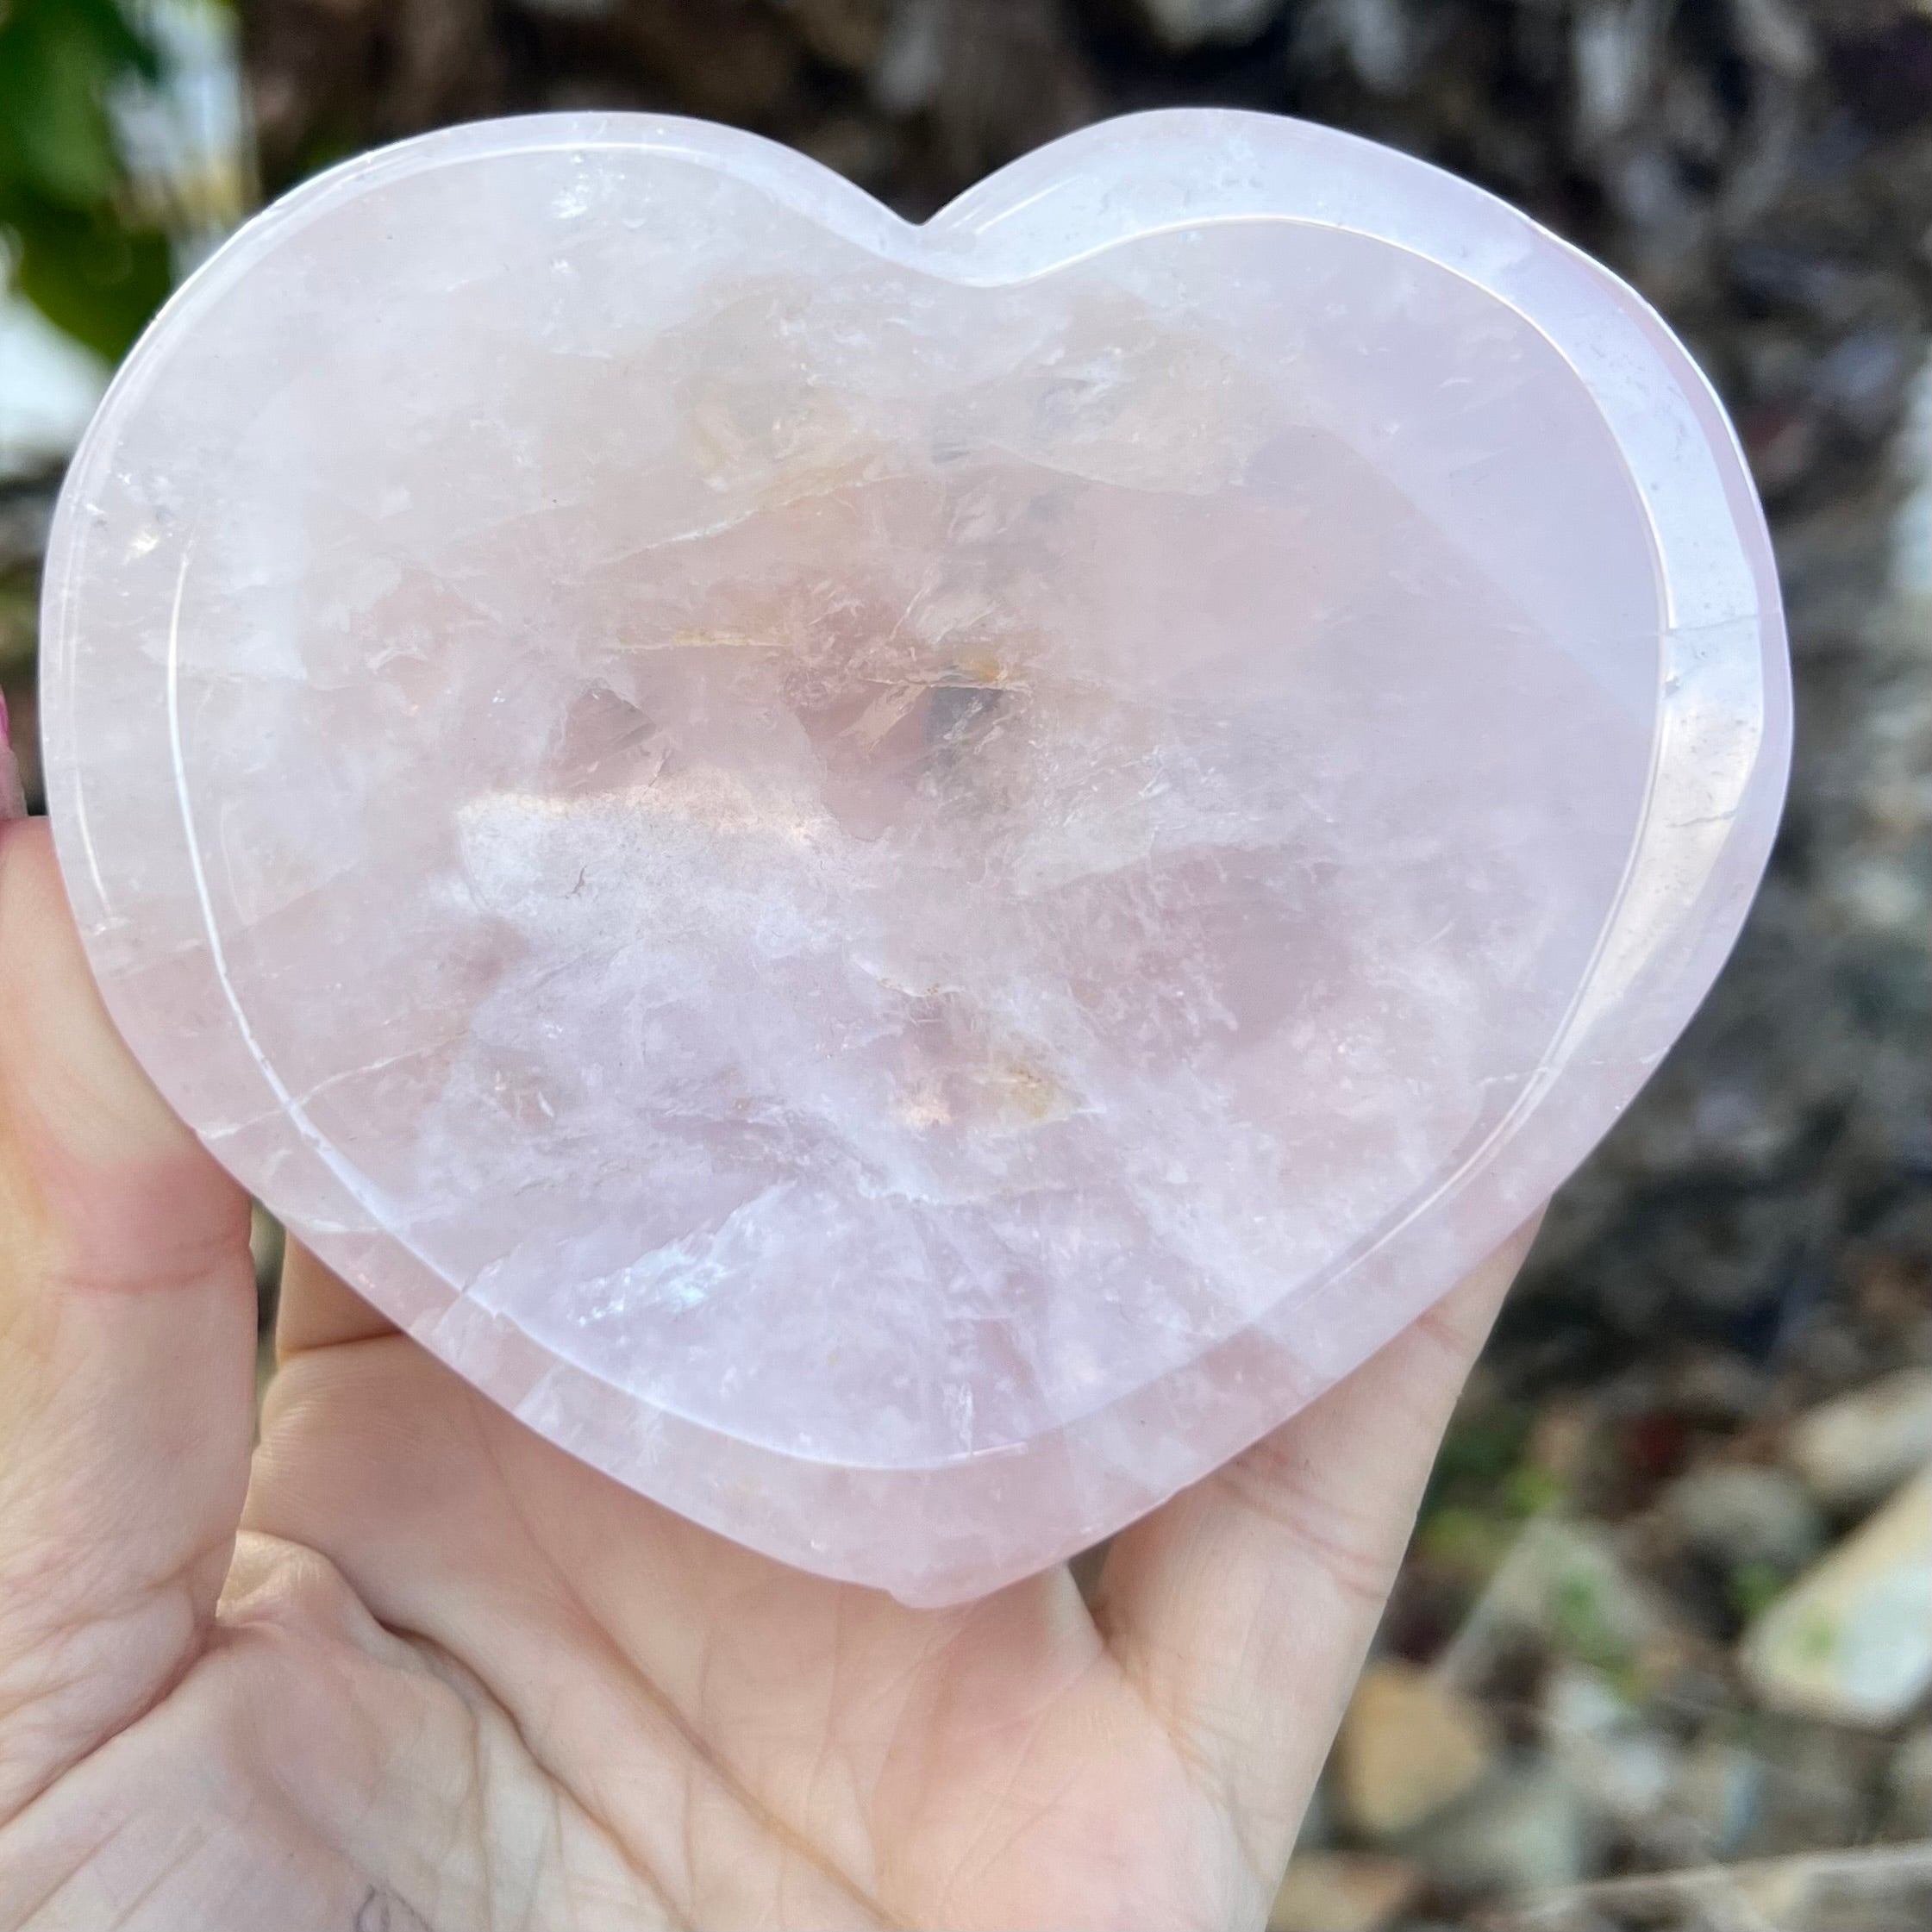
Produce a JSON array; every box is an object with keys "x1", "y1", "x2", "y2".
[{"x1": 41, "y1": 110, "x2": 1789, "y2": 1603}]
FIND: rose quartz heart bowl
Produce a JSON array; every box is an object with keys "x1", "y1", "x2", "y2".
[{"x1": 41, "y1": 109, "x2": 1788, "y2": 1603}]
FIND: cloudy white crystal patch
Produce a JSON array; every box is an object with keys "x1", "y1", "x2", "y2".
[{"x1": 41, "y1": 110, "x2": 1788, "y2": 1601}]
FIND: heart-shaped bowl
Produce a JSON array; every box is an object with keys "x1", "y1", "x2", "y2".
[{"x1": 41, "y1": 109, "x2": 1788, "y2": 1604}]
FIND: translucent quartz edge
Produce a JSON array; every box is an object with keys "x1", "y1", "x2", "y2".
[
  {"x1": 71, "y1": 107, "x2": 1768, "y2": 639},
  {"x1": 39, "y1": 110, "x2": 1791, "y2": 1601}
]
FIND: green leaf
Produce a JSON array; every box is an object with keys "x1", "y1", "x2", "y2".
[
  {"x1": 0, "y1": 0, "x2": 157, "y2": 204},
  {"x1": 0, "y1": 0, "x2": 172, "y2": 356},
  {"x1": 1, "y1": 187, "x2": 171, "y2": 360},
  {"x1": 0, "y1": 20, "x2": 114, "y2": 204}
]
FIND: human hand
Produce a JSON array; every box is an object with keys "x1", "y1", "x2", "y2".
[{"x1": 0, "y1": 812, "x2": 1534, "y2": 1930}]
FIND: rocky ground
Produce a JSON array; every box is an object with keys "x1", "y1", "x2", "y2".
[{"x1": 4, "y1": 3, "x2": 1929, "y2": 1927}]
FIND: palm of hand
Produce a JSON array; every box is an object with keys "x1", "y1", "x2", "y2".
[{"x1": 0, "y1": 821, "x2": 1524, "y2": 1930}]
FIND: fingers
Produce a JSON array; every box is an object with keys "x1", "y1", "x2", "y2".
[
  {"x1": 0, "y1": 819, "x2": 257, "y2": 1823},
  {"x1": 273, "y1": 1237, "x2": 398, "y2": 1358},
  {"x1": 1094, "y1": 1219, "x2": 1538, "y2": 1882}
]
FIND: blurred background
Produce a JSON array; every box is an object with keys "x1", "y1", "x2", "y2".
[{"x1": 2, "y1": 2, "x2": 1929, "y2": 1926}]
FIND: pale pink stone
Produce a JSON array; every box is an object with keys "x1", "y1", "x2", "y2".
[{"x1": 40, "y1": 110, "x2": 1788, "y2": 1602}]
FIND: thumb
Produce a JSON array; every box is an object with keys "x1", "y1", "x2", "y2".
[{"x1": 0, "y1": 812, "x2": 256, "y2": 1823}]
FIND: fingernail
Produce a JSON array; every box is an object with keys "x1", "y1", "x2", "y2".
[{"x1": 1, "y1": 689, "x2": 25, "y2": 822}]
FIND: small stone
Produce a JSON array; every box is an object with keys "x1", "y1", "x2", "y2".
[
  {"x1": 1787, "y1": 1370, "x2": 1932, "y2": 1510},
  {"x1": 1406, "y1": 1765, "x2": 1593, "y2": 1900},
  {"x1": 1666, "y1": 1351, "x2": 1773, "y2": 1425},
  {"x1": 1659, "y1": 1722, "x2": 1884, "y2": 1866},
  {"x1": 1437, "y1": 1520, "x2": 1681, "y2": 1691},
  {"x1": 1661, "y1": 1461, "x2": 1827, "y2": 1574},
  {"x1": 1884, "y1": 1725, "x2": 1932, "y2": 1839},
  {"x1": 1541, "y1": 1663, "x2": 1674, "y2": 1825},
  {"x1": 1336, "y1": 1660, "x2": 1496, "y2": 1838},
  {"x1": 1667, "y1": 1737, "x2": 1764, "y2": 1861},
  {"x1": 1267, "y1": 1853, "x2": 1419, "y2": 1932},
  {"x1": 1736, "y1": 1844, "x2": 1932, "y2": 1931},
  {"x1": 1735, "y1": 1716, "x2": 1885, "y2": 1859},
  {"x1": 1741, "y1": 1467, "x2": 1932, "y2": 1727}
]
